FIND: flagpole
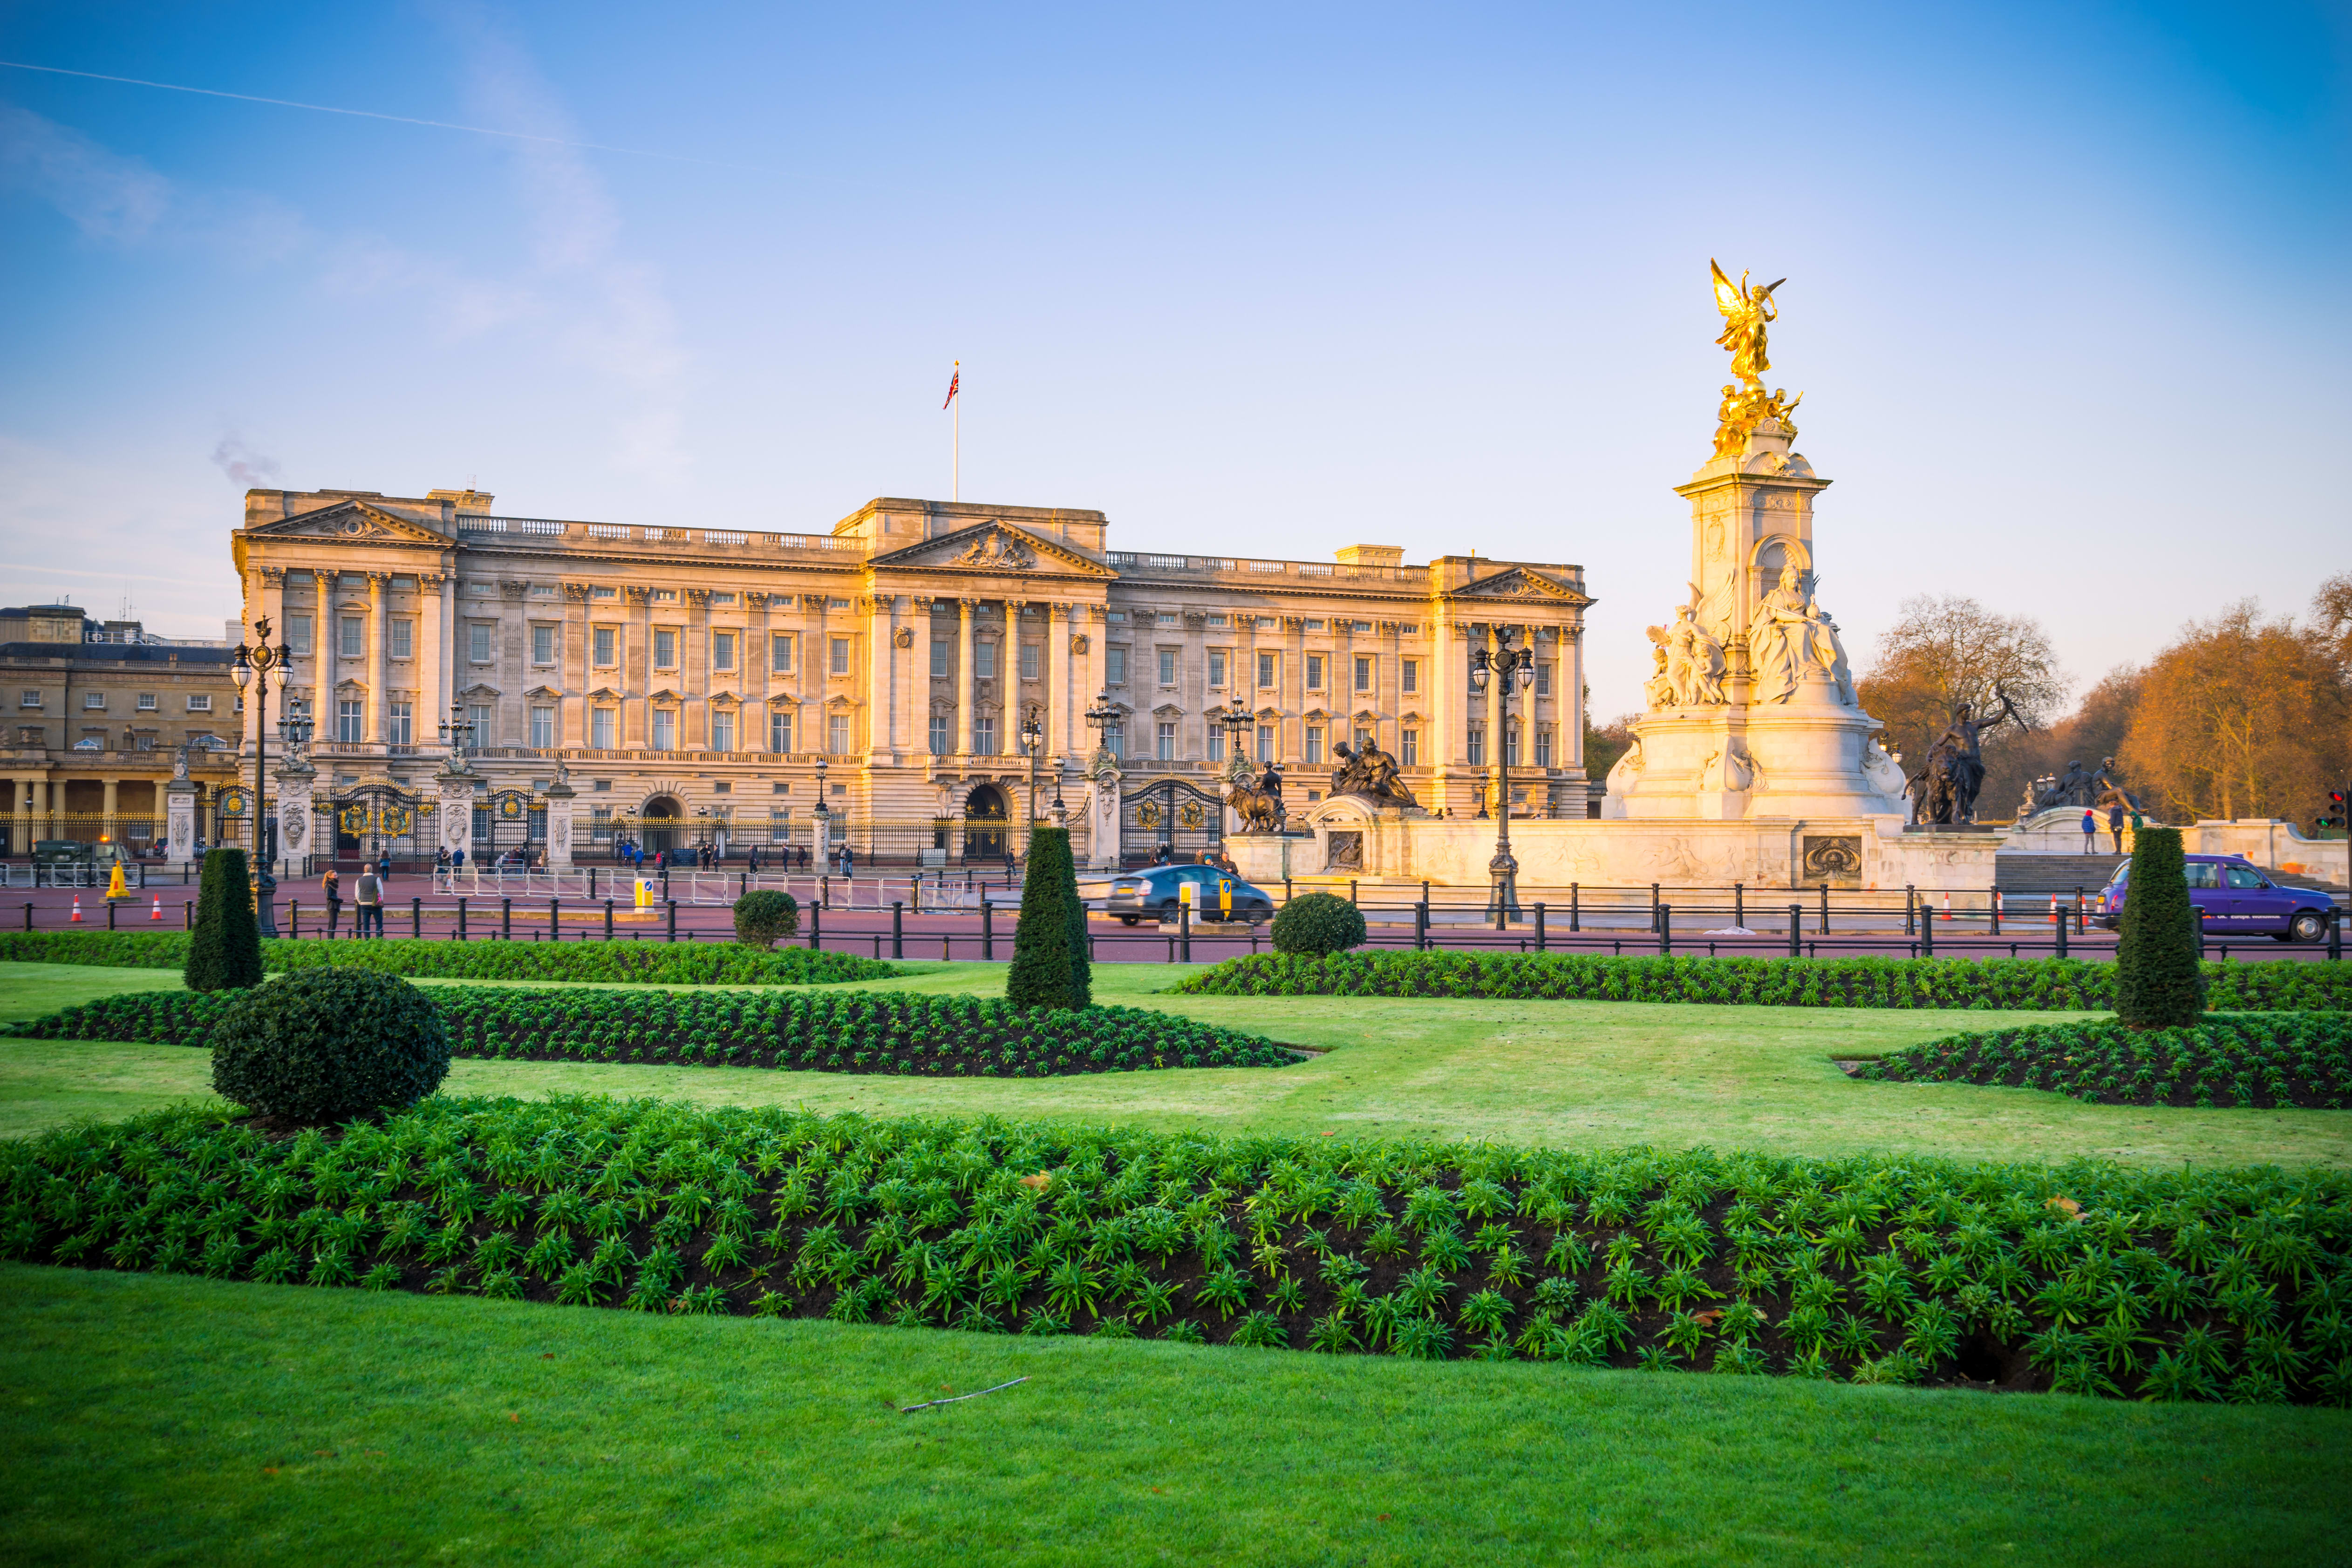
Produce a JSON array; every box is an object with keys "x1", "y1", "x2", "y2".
[{"x1": 952, "y1": 360, "x2": 961, "y2": 503}]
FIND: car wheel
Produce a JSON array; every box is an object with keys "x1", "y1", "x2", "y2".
[
  {"x1": 1119, "y1": 915, "x2": 1139, "y2": 927},
  {"x1": 1157, "y1": 901, "x2": 1179, "y2": 925},
  {"x1": 2288, "y1": 910, "x2": 2327, "y2": 944}
]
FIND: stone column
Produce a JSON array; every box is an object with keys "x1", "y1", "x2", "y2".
[
  {"x1": 360, "y1": 572, "x2": 384, "y2": 745},
  {"x1": 543, "y1": 768, "x2": 575, "y2": 872},
  {"x1": 626, "y1": 586, "x2": 653, "y2": 748},
  {"x1": 1050, "y1": 602, "x2": 1072, "y2": 758},
  {"x1": 419, "y1": 574, "x2": 445, "y2": 755},
  {"x1": 867, "y1": 594, "x2": 895, "y2": 757},
  {"x1": 955, "y1": 598, "x2": 975, "y2": 756},
  {"x1": 1429, "y1": 605, "x2": 1456, "y2": 812},
  {"x1": 811, "y1": 805, "x2": 832, "y2": 870},
  {"x1": 101, "y1": 777, "x2": 119, "y2": 847},
  {"x1": 165, "y1": 777, "x2": 198, "y2": 865}
]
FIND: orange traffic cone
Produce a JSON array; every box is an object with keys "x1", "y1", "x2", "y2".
[
  {"x1": 1940, "y1": 892, "x2": 1952, "y2": 921},
  {"x1": 2049, "y1": 896, "x2": 2060, "y2": 926},
  {"x1": 70, "y1": 895, "x2": 82, "y2": 922},
  {"x1": 150, "y1": 897, "x2": 163, "y2": 921}
]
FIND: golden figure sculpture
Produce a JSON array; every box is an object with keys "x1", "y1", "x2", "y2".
[{"x1": 1710, "y1": 259, "x2": 1783, "y2": 390}]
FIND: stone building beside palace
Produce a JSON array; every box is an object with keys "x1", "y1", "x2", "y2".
[
  {"x1": 232, "y1": 486, "x2": 1594, "y2": 864},
  {"x1": 1, "y1": 604, "x2": 242, "y2": 857}
]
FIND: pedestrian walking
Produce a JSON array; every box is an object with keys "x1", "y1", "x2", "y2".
[
  {"x1": 2079, "y1": 809, "x2": 2097, "y2": 853},
  {"x1": 354, "y1": 866, "x2": 383, "y2": 938},
  {"x1": 377, "y1": 852, "x2": 392, "y2": 884},
  {"x1": 2107, "y1": 802, "x2": 2126, "y2": 854},
  {"x1": 839, "y1": 844, "x2": 854, "y2": 878},
  {"x1": 320, "y1": 866, "x2": 342, "y2": 939}
]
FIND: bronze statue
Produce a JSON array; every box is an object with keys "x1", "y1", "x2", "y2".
[
  {"x1": 1909, "y1": 691, "x2": 2024, "y2": 825},
  {"x1": 1226, "y1": 762, "x2": 1286, "y2": 833},
  {"x1": 1329, "y1": 740, "x2": 1418, "y2": 808}
]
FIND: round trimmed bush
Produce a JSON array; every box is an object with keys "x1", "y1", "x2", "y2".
[
  {"x1": 211, "y1": 969, "x2": 450, "y2": 1125},
  {"x1": 1271, "y1": 892, "x2": 1367, "y2": 956},
  {"x1": 732, "y1": 890, "x2": 801, "y2": 948}
]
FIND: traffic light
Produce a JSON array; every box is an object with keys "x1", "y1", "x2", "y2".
[{"x1": 2322, "y1": 786, "x2": 2350, "y2": 832}]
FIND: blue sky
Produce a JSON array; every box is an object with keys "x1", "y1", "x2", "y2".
[{"x1": 2, "y1": 1, "x2": 2345, "y2": 714}]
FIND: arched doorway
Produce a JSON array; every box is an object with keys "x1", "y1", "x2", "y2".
[
  {"x1": 963, "y1": 784, "x2": 1008, "y2": 861},
  {"x1": 641, "y1": 794, "x2": 682, "y2": 855}
]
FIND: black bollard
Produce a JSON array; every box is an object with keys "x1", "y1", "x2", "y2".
[
  {"x1": 892, "y1": 900, "x2": 903, "y2": 960},
  {"x1": 1787, "y1": 905, "x2": 1801, "y2": 959}
]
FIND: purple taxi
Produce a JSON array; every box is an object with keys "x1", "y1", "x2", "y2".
[{"x1": 2097, "y1": 854, "x2": 2335, "y2": 943}]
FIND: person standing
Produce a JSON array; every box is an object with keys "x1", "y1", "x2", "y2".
[
  {"x1": 2107, "y1": 802, "x2": 2126, "y2": 854},
  {"x1": 377, "y1": 851, "x2": 392, "y2": 885},
  {"x1": 2079, "y1": 809, "x2": 2097, "y2": 852},
  {"x1": 354, "y1": 864, "x2": 382, "y2": 938},
  {"x1": 320, "y1": 866, "x2": 342, "y2": 939}
]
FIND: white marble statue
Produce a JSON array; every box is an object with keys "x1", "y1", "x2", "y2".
[{"x1": 1748, "y1": 565, "x2": 1854, "y2": 704}]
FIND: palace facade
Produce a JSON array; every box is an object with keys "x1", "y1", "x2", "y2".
[{"x1": 232, "y1": 487, "x2": 1595, "y2": 863}]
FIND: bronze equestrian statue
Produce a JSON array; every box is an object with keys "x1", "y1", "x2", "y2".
[{"x1": 1909, "y1": 690, "x2": 2023, "y2": 826}]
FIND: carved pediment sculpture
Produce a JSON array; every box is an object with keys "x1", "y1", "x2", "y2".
[{"x1": 954, "y1": 530, "x2": 1036, "y2": 569}]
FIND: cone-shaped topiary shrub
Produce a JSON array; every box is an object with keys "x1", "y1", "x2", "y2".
[
  {"x1": 184, "y1": 847, "x2": 263, "y2": 993},
  {"x1": 732, "y1": 889, "x2": 800, "y2": 947},
  {"x1": 1272, "y1": 891, "x2": 1367, "y2": 956},
  {"x1": 2115, "y1": 825, "x2": 2206, "y2": 1028},
  {"x1": 1007, "y1": 826, "x2": 1091, "y2": 1010},
  {"x1": 211, "y1": 968, "x2": 450, "y2": 1125}
]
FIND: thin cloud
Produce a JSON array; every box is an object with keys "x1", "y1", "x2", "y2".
[
  {"x1": 210, "y1": 436, "x2": 280, "y2": 489},
  {"x1": 0, "y1": 101, "x2": 168, "y2": 241}
]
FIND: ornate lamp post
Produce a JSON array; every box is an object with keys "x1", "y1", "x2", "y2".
[
  {"x1": 811, "y1": 756, "x2": 832, "y2": 870},
  {"x1": 1468, "y1": 624, "x2": 1535, "y2": 922},
  {"x1": 439, "y1": 702, "x2": 477, "y2": 763},
  {"x1": 229, "y1": 617, "x2": 293, "y2": 934},
  {"x1": 1018, "y1": 703, "x2": 1043, "y2": 836},
  {"x1": 1220, "y1": 705, "x2": 1252, "y2": 760},
  {"x1": 1084, "y1": 689, "x2": 1123, "y2": 760}
]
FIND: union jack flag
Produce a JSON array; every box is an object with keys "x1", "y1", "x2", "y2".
[{"x1": 942, "y1": 369, "x2": 959, "y2": 409}]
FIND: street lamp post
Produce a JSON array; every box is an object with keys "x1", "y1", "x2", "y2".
[
  {"x1": 229, "y1": 617, "x2": 293, "y2": 935},
  {"x1": 1468, "y1": 624, "x2": 1535, "y2": 923},
  {"x1": 1018, "y1": 704, "x2": 1043, "y2": 850},
  {"x1": 811, "y1": 756, "x2": 832, "y2": 872},
  {"x1": 1084, "y1": 689, "x2": 1125, "y2": 867}
]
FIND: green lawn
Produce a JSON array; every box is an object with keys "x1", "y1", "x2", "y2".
[
  {"x1": 4, "y1": 961, "x2": 2347, "y2": 1165},
  {"x1": 5, "y1": 1264, "x2": 2344, "y2": 1568}
]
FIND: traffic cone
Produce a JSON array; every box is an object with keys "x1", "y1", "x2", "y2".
[
  {"x1": 70, "y1": 895, "x2": 82, "y2": 923},
  {"x1": 150, "y1": 897, "x2": 163, "y2": 921},
  {"x1": 2050, "y1": 896, "x2": 2060, "y2": 926},
  {"x1": 1940, "y1": 892, "x2": 1952, "y2": 922}
]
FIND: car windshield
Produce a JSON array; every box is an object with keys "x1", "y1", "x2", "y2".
[{"x1": 2106, "y1": 865, "x2": 2129, "y2": 886}]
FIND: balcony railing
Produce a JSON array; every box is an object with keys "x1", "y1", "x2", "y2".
[
  {"x1": 453, "y1": 516, "x2": 870, "y2": 557},
  {"x1": 1107, "y1": 552, "x2": 1422, "y2": 583}
]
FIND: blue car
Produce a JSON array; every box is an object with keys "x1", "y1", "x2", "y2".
[
  {"x1": 2097, "y1": 854, "x2": 2334, "y2": 943},
  {"x1": 1104, "y1": 865, "x2": 1275, "y2": 926}
]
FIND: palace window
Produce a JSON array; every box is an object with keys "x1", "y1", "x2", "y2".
[
  {"x1": 590, "y1": 806, "x2": 614, "y2": 842},
  {"x1": 1536, "y1": 661, "x2": 1553, "y2": 696},
  {"x1": 1535, "y1": 726, "x2": 1554, "y2": 768},
  {"x1": 975, "y1": 715, "x2": 997, "y2": 755},
  {"x1": 770, "y1": 710, "x2": 795, "y2": 753},
  {"x1": 652, "y1": 709, "x2": 677, "y2": 750},
  {"x1": 592, "y1": 585, "x2": 616, "y2": 600},
  {"x1": 1306, "y1": 655, "x2": 1325, "y2": 691},
  {"x1": 1257, "y1": 723, "x2": 1275, "y2": 762},
  {"x1": 186, "y1": 693, "x2": 211, "y2": 713},
  {"x1": 1208, "y1": 614, "x2": 1228, "y2": 628},
  {"x1": 772, "y1": 634, "x2": 794, "y2": 673},
  {"x1": 1504, "y1": 724, "x2": 1521, "y2": 767},
  {"x1": 469, "y1": 703, "x2": 492, "y2": 744},
  {"x1": 389, "y1": 702, "x2": 413, "y2": 746},
  {"x1": 1208, "y1": 650, "x2": 1227, "y2": 688},
  {"x1": 1305, "y1": 725, "x2": 1324, "y2": 765},
  {"x1": 713, "y1": 630, "x2": 736, "y2": 672},
  {"x1": 710, "y1": 592, "x2": 736, "y2": 605},
  {"x1": 830, "y1": 635, "x2": 851, "y2": 675},
  {"x1": 1401, "y1": 657, "x2": 1419, "y2": 694},
  {"x1": 136, "y1": 692, "x2": 157, "y2": 711},
  {"x1": 83, "y1": 691, "x2": 103, "y2": 710},
  {"x1": 389, "y1": 619, "x2": 413, "y2": 660},
  {"x1": 1158, "y1": 648, "x2": 1177, "y2": 685},
  {"x1": 337, "y1": 700, "x2": 362, "y2": 743},
  {"x1": 1156, "y1": 612, "x2": 1177, "y2": 626},
  {"x1": 1466, "y1": 723, "x2": 1486, "y2": 766},
  {"x1": 975, "y1": 641, "x2": 996, "y2": 679},
  {"x1": 530, "y1": 706, "x2": 554, "y2": 749},
  {"x1": 1401, "y1": 728, "x2": 1419, "y2": 766},
  {"x1": 530, "y1": 583, "x2": 555, "y2": 598},
  {"x1": 1021, "y1": 642, "x2": 1041, "y2": 681},
  {"x1": 651, "y1": 589, "x2": 677, "y2": 603},
  {"x1": 770, "y1": 809, "x2": 791, "y2": 843},
  {"x1": 467, "y1": 623, "x2": 491, "y2": 663},
  {"x1": 592, "y1": 708, "x2": 616, "y2": 749},
  {"x1": 593, "y1": 627, "x2": 617, "y2": 666},
  {"x1": 929, "y1": 714, "x2": 950, "y2": 755},
  {"x1": 287, "y1": 614, "x2": 312, "y2": 654},
  {"x1": 828, "y1": 713, "x2": 852, "y2": 754},
  {"x1": 710, "y1": 710, "x2": 736, "y2": 752},
  {"x1": 1355, "y1": 728, "x2": 1373, "y2": 752},
  {"x1": 654, "y1": 630, "x2": 677, "y2": 668},
  {"x1": 1355, "y1": 655, "x2": 1374, "y2": 693},
  {"x1": 1106, "y1": 648, "x2": 1127, "y2": 686},
  {"x1": 532, "y1": 625, "x2": 555, "y2": 664},
  {"x1": 343, "y1": 616, "x2": 367, "y2": 658},
  {"x1": 1158, "y1": 722, "x2": 1176, "y2": 761},
  {"x1": 17, "y1": 690, "x2": 38, "y2": 708},
  {"x1": 931, "y1": 638, "x2": 950, "y2": 677},
  {"x1": 1257, "y1": 652, "x2": 1278, "y2": 688}
]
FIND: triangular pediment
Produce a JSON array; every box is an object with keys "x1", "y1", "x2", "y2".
[
  {"x1": 1449, "y1": 566, "x2": 1594, "y2": 608},
  {"x1": 869, "y1": 521, "x2": 1116, "y2": 578},
  {"x1": 458, "y1": 682, "x2": 500, "y2": 700},
  {"x1": 525, "y1": 684, "x2": 563, "y2": 701},
  {"x1": 586, "y1": 685, "x2": 621, "y2": 701},
  {"x1": 245, "y1": 500, "x2": 453, "y2": 546}
]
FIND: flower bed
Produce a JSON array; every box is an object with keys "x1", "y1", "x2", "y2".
[
  {"x1": 0, "y1": 930, "x2": 893, "y2": 986},
  {"x1": 1857, "y1": 1015, "x2": 2352, "y2": 1110},
  {"x1": 1171, "y1": 951, "x2": 2352, "y2": 1012},
  {"x1": 6, "y1": 986, "x2": 1296, "y2": 1077},
  {"x1": 5, "y1": 1098, "x2": 2347, "y2": 1403}
]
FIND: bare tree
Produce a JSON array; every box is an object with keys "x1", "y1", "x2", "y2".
[{"x1": 1855, "y1": 594, "x2": 2068, "y2": 779}]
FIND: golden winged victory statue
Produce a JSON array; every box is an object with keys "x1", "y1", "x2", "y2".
[{"x1": 1708, "y1": 260, "x2": 1802, "y2": 457}]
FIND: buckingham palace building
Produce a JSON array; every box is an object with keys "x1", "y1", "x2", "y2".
[{"x1": 231, "y1": 485, "x2": 1595, "y2": 866}]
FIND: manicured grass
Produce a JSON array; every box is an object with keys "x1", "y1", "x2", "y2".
[
  {"x1": 5, "y1": 1264, "x2": 2345, "y2": 1568},
  {"x1": 3, "y1": 963, "x2": 2347, "y2": 1166}
]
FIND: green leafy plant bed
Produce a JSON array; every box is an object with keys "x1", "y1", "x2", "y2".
[
  {"x1": 1859, "y1": 1015, "x2": 2352, "y2": 1110},
  {"x1": 6, "y1": 986, "x2": 1296, "y2": 1077},
  {"x1": 1173, "y1": 951, "x2": 2352, "y2": 1012},
  {"x1": 6, "y1": 1098, "x2": 2349, "y2": 1404},
  {"x1": 0, "y1": 930, "x2": 893, "y2": 986}
]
